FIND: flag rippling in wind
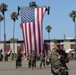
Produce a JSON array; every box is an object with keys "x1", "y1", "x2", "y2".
[{"x1": 20, "y1": 7, "x2": 46, "y2": 56}]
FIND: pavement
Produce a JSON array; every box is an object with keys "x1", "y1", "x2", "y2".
[{"x1": 0, "y1": 60, "x2": 76, "y2": 75}]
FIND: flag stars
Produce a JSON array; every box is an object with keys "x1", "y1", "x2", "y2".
[{"x1": 20, "y1": 7, "x2": 35, "y2": 23}]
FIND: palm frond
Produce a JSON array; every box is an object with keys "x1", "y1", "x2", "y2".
[
  {"x1": 0, "y1": 14, "x2": 4, "y2": 22},
  {"x1": 11, "y1": 12, "x2": 18, "y2": 21}
]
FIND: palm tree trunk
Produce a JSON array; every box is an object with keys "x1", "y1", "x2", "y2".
[
  {"x1": 74, "y1": 21, "x2": 76, "y2": 48},
  {"x1": 0, "y1": 22, "x2": 1, "y2": 41},
  {"x1": 4, "y1": 13, "x2": 6, "y2": 55},
  {"x1": 48, "y1": 32, "x2": 50, "y2": 40},
  {"x1": 13, "y1": 21, "x2": 15, "y2": 53}
]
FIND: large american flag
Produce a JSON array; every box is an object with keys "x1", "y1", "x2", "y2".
[{"x1": 20, "y1": 7, "x2": 46, "y2": 56}]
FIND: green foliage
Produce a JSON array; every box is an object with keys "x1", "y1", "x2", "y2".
[
  {"x1": 11, "y1": 12, "x2": 18, "y2": 22},
  {"x1": 46, "y1": 25, "x2": 52, "y2": 33},
  {"x1": 0, "y1": 14, "x2": 4, "y2": 22},
  {"x1": 69, "y1": 10, "x2": 76, "y2": 22},
  {"x1": 0, "y1": 3, "x2": 8, "y2": 15}
]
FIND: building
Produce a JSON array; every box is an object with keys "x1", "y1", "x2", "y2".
[
  {"x1": 0, "y1": 38, "x2": 24, "y2": 55},
  {"x1": 44, "y1": 38, "x2": 75, "y2": 51},
  {"x1": 0, "y1": 38, "x2": 76, "y2": 55}
]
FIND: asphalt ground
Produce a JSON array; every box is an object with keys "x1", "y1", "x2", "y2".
[{"x1": 0, "y1": 60, "x2": 76, "y2": 75}]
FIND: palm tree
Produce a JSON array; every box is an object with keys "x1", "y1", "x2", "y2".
[
  {"x1": 0, "y1": 15, "x2": 4, "y2": 41},
  {"x1": 10, "y1": 12, "x2": 18, "y2": 53},
  {"x1": 69, "y1": 10, "x2": 76, "y2": 48},
  {"x1": 0, "y1": 3, "x2": 8, "y2": 54},
  {"x1": 46, "y1": 25, "x2": 52, "y2": 40},
  {"x1": 29, "y1": 1, "x2": 39, "y2": 8}
]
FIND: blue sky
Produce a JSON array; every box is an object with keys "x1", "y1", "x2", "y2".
[{"x1": 0, "y1": 0, "x2": 76, "y2": 41}]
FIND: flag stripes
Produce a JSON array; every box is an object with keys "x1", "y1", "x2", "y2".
[{"x1": 20, "y1": 7, "x2": 46, "y2": 56}]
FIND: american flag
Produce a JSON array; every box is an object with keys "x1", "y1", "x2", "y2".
[{"x1": 20, "y1": 7, "x2": 46, "y2": 56}]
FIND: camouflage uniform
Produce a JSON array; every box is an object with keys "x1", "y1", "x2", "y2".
[
  {"x1": 0, "y1": 53, "x2": 3, "y2": 61},
  {"x1": 50, "y1": 49, "x2": 69, "y2": 75},
  {"x1": 16, "y1": 50, "x2": 22, "y2": 68},
  {"x1": 39, "y1": 52, "x2": 45, "y2": 68},
  {"x1": 28, "y1": 52, "x2": 32, "y2": 68},
  {"x1": 33, "y1": 53, "x2": 37, "y2": 68},
  {"x1": 31, "y1": 51, "x2": 36, "y2": 69}
]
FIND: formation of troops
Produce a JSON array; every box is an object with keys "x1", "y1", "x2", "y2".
[
  {"x1": 1, "y1": 41, "x2": 76, "y2": 75},
  {"x1": 13, "y1": 41, "x2": 70, "y2": 75},
  {"x1": 28, "y1": 50, "x2": 46, "y2": 69}
]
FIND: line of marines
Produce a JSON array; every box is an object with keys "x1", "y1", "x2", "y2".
[
  {"x1": 15, "y1": 41, "x2": 69, "y2": 75},
  {"x1": 15, "y1": 49, "x2": 46, "y2": 69},
  {"x1": 0, "y1": 41, "x2": 69, "y2": 75},
  {"x1": 28, "y1": 50, "x2": 46, "y2": 69}
]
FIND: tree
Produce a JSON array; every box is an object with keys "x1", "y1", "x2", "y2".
[
  {"x1": 46, "y1": 25, "x2": 52, "y2": 40},
  {"x1": 29, "y1": 1, "x2": 39, "y2": 8},
  {"x1": 10, "y1": 12, "x2": 18, "y2": 53},
  {"x1": 69, "y1": 10, "x2": 76, "y2": 48},
  {"x1": 0, "y1": 15, "x2": 4, "y2": 41},
  {"x1": 0, "y1": 3, "x2": 8, "y2": 55}
]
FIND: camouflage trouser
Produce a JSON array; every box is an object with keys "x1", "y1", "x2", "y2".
[
  {"x1": 52, "y1": 73, "x2": 60, "y2": 75},
  {"x1": 52, "y1": 67, "x2": 69, "y2": 75},
  {"x1": 60, "y1": 67, "x2": 69, "y2": 75},
  {"x1": 51, "y1": 68, "x2": 61, "y2": 75},
  {"x1": 34, "y1": 60, "x2": 36, "y2": 67},
  {"x1": 31, "y1": 60, "x2": 35, "y2": 68},
  {"x1": 16, "y1": 61, "x2": 22, "y2": 68},
  {"x1": 28, "y1": 60, "x2": 31, "y2": 68},
  {"x1": 40, "y1": 60, "x2": 45, "y2": 67}
]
